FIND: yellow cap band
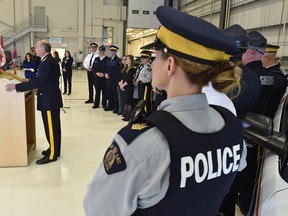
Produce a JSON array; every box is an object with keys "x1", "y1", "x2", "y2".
[
  {"x1": 157, "y1": 26, "x2": 231, "y2": 61},
  {"x1": 141, "y1": 54, "x2": 151, "y2": 57},
  {"x1": 266, "y1": 47, "x2": 278, "y2": 53}
]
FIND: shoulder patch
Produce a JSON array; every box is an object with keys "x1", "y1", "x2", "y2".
[
  {"x1": 147, "y1": 67, "x2": 152, "y2": 72},
  {"x1": 103, "y1": 142, "x2": 126, "y2": 175},
  {"x1": 118, "y1": 123, "x2": 154, "y2": 145}
]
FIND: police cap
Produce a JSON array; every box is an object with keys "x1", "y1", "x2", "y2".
[
  {"x1": 247, "y1": 31, "x2": 267, "y2": 49},
  {"x1": 110, "y1": 45, "x2": 119, "y2": 51},
  {"x1": 99, "y1": 45, "x2": 106, "y2": 51},
  {"x1": 224, "y1": 24, "x2": 249, "y2": 49},
  {"x1": 90, "y1": 43, "x2": 98, "y2": 48},
  {"x1": 141, "y1": 6, "x2": 239, "y2": 65},
  {"x1": 265, "y1": 44, "x2": 279, "y2": 53},
  {"x1": 141, "y1": 50, "x2": 152, "y2": 58}
]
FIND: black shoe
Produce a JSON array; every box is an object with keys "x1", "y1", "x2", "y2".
[
  {"x1": 41, "y1": 150, "x2": 48, "y2": 156},
  {"x1": 62, "y1": 92, "x2": 67, "y2": 95},
  {"x1": 122, "y1": 117, "x2": 129, "y2": 122},
  {"x1": 104, "y1": 107, "x2": 113, "y2": 111},
  {"x1": 92, "y1": 105, "x2": 99, "y2": 109},
  {"x1": 117, "y1": 112, "x2": 122, "y2": 115},
  {"x1": 36, "y1": 156, "x2": 57, "y2": 165},
  {"x1": 85, "y1": 99, "x2": 93, "y2": 104},
  {"x1": 67, "y1": 92, "x2": 71, "y2": 95},
  {"x1": 113, "y1": 109, "x2": 118, "y2": 114},
  {"x1": 42, "y1": 150, "x2": 60, "y2": 157}
]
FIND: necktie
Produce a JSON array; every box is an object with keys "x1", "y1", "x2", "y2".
[{"x1": 89, "y1": 53, "x2": 94, "y2": 67}]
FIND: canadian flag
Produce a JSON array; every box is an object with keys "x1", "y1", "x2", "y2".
[{"x1": 0, "y1": 35, "x2": 6, "y2": 70}]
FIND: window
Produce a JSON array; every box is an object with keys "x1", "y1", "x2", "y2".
[
  {"x1": 132, "y1": 10, "x2": 139, "y2": 14},
  {"x1": 103, "y1": 27, "x2": 113, "y2": 45},
  {"x1": 143, "y1": 10, "x2": 150, "y2": 15}
]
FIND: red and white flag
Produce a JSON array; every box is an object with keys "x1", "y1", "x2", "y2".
[{"x1": 0, "y1": 35, "x2": 6, "y2": 70}]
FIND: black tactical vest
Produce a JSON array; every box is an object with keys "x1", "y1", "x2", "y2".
[{"x1": 126, "y1": 106, "x2": 243, "y2": 216}]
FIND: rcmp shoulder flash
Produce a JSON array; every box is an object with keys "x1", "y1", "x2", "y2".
[{"x1": 103, "y1": 142, "x2": 126, "y2": 175}]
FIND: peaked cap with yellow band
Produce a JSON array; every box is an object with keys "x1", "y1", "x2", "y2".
[
  {"x1": 141, "y1": 6, "x2": 239, "y2": 65},
  {"x1": 90, "y1": 42, "x2": 98, "y2": 48},
  {"x1": 265, "y1": 44, "x2": 279, "y2": 53},
  {"x1": 110, "y1": 45, "x2": 119, "y2": 51},
  {"x1": 141, "y1": 50, "x2": 152, "y2": 58}
]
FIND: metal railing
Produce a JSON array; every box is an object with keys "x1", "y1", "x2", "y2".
[{"x1": 1, "y1": 16, "x2": 48, "y2": 46}]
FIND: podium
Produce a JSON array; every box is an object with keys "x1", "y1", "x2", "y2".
[{"x1": 0, "y1": 71, "x2": 36, "y2": 167}]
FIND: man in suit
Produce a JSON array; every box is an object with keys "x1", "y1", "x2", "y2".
[{"x1": 6, "y1": 40, "x2": 63, "y2": 165}]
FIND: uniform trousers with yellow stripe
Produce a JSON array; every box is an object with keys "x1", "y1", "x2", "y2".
[
  {"x1": 138, "y1": 82, "x2": 153, "y2": 112},
  {"x1": 41, "y1": 108, "x2": 61, "y2": 160}
]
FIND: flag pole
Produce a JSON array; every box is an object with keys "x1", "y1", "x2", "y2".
[
  {"x1": 13, "y1": 37, "x2": 17, "y2": 75},
  {"x1": 0, "y1": 35, "x2": 6, "y2": 70}
]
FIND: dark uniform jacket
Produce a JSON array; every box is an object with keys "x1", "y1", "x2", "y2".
[
  {"x1": 245, "y1": 61, "x2": 275, "y2": 115},
  {"x1": 92, "y1": 56, "x2": 109, "y2": 78},
  {"x1": 232, "y1": 64, "x2": 261, "y2": 117},
  {"x1": 265, "y1": 63, "x2": 287, "y2": 117},
  {"x1": 106, "y1": 55, "x2": 121, "y2": 81},
  {"x1": 16, "y1": 53, "x2": 63, "y2": 111}
]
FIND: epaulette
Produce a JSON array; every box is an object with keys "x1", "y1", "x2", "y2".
[{"x1": 117, "y1": 122, "x2": 154, "y2": 145}]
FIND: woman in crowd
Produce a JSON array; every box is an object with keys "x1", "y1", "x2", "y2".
[
  {"x1": 23, "y1": 52, "x2": 36, "y2": 79},
  {"x1": 61, "y1": 50, "x2": 73, "y2": 95},
  {"x1": 53, "y1": 51, "x2": 61, "y2": 64},
  {"x1": 119, "y1": 55, "x2": 135, "y2": 121},
  {"x1": 117, "y1": 55, "x2": 127, "y2": 115}
]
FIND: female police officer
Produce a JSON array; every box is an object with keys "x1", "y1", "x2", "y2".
[{"x1": 84, "y1": 6, "x2": 246, "y2": 216}]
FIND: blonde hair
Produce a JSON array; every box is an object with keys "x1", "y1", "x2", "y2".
[{"x1": 162, "y1": 53, "x2": 242, "y2": 98}]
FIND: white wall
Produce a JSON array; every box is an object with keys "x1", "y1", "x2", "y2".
[
  {"x1": 180, "y1": 0, "x2": 288, "y2": 56},
  {"x1": 127, "y1": 0, "x2": 163, "y2": 28},
  {"x1": 0, "y1": 0, "x2": 126, "y2": 63}
]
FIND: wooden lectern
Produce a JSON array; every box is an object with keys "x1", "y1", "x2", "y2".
[{"x1": 0, "y1": 71, "x2": 36, "y2": 167}]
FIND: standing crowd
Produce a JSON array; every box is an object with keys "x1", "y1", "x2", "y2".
[{"x1": 83, "y1": 42, "x2": 166, "y2": 121}]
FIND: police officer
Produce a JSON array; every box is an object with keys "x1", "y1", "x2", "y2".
[
  {"x1": 104, "y1": 45, "x2": 121, "y2": 113},
  {"x1": 83, "y1": 43, "x2": 98, "y2": 104},
  {"x1": 218, "y1": 24, "x2": 262, "y2": 216},
  {"x1": 91, "y1": 45, "x2": 108, "y2": 109},
  {"x1": 6, "y1": 40, "x2": 63, "y2": 165},
  {"x1": 135, "y1": 50, "x2": 153, "y2": 112},
  {"x1": 261, "y1": 44, "x2": 287, "y2": 117},
  {"x1": 237, "y1": 31, "x2": 276, "y2": 215},
  {"x1": 84, "y1": 6, "x2": 246, "y2": 216}
]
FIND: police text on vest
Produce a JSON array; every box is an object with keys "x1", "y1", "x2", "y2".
[{"x1": 180, "y1": 144, "x2": 241, "y2": 188}]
